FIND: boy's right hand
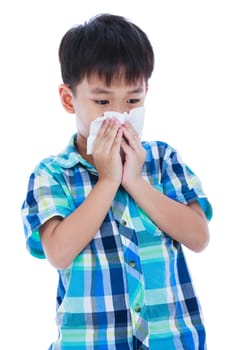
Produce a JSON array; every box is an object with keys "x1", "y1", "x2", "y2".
[{"x1": 92, "y1": 118, "x2": 123, "y2": 184}]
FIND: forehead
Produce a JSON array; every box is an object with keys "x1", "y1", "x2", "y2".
[{"x1": 81, "y1": 73, "x2": 146, "y2": 92}]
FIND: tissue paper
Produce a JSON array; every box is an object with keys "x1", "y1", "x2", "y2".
[{"x1": 86, "y1": 106, "x2": 145, "y2": 154}]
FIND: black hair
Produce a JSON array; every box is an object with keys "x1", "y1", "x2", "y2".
[{"x1": 58, "y1": 14, "x2": 154, "y2": 92}]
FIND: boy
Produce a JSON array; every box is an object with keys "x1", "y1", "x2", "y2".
[{"x1": 21, "y1": 13, "x2": 212, "y2": 350}]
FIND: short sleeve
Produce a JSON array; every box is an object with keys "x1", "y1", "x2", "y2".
[
  {"x1": 21, "y1": 166, "x2": 73, "y2": 259},
  {"x1": 161, "y1": 145, "x2": 212, "y2": 221}
]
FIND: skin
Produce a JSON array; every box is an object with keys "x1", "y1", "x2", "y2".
[{"x1": 40, "y1": 74, "x2": 210, "y2": 270}]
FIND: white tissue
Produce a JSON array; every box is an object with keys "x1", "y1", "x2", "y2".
[{"x1": 86, "y1": 106, "x2": 145, "y2": 154}]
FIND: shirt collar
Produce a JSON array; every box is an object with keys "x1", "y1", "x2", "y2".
[{"x1": 53, "y1": 133, "x2": 98, "y2": 175}]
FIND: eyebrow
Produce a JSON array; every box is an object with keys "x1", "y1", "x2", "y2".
[
  {"x1": 90, "y1": 86, "x2": 144, "y2": 94},
  {"x1": 90, "y1": 88, "x2": 112, "y2": 94}
]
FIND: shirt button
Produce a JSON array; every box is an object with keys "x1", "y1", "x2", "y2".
[
  {"x1": 129, "y1": 260, "x2": 136, "y2": 268},
  {"x1": 134, "y1": 305, "x2": 141, "y2": 313},
  {"x1": 122, "y1": 220, "x2": 127, "y2": 226}
]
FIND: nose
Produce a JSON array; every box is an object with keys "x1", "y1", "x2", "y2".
[{"x1": 110, "y1": 103, "x2": 129, "y2": 114}]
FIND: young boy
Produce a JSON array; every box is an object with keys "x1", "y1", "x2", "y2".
[{"x1": 21, "y1": 13, "x2": 212, "y2": 350}]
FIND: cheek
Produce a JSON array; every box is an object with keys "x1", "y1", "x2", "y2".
[
  {"x1": 74, "y1": 103, "x2": 103, "y2": 137},
  {"x1": 73, "y1": 101, "x2": 91, "y2": 137},
  {"x1": 75, "y1": 114, "x2": 91, "y2": 137}
]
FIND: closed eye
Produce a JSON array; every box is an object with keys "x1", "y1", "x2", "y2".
[
  {"x1": 95, "y1": 100, "x2": 110, "y2": 105},
  {"x1": 127, "y1": 99, "x2": 140, "y2": 104}
]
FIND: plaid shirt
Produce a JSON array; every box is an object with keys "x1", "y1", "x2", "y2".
[{"x1": 21, "y1": 134, "x2": 212, "y2": 350}]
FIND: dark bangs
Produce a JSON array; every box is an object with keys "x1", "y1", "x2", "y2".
[{"x1": 59, "y1": 14, "x2": 154, "y2": 91}]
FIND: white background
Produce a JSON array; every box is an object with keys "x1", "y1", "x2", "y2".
[{"x1": 1, "y1": 1, "x2": 232, "y2": 349}]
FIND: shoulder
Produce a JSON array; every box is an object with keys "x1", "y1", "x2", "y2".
[
  {"x1": 31, "y1": 156, "x2": 62, "y2": 178},
  {"x1": 142, "y1": 140, "x2": 176, "y2": 161},
  {"x1": 31, "y1": 134, "x2": 80, "y2": 177}
]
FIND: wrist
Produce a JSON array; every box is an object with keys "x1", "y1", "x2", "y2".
[
  {"x1": 97, "y1": 177, "x2": 121, "y2": 191},
  {"x1": 122, "y1": 176, "x2": 145, "y2": 193}
]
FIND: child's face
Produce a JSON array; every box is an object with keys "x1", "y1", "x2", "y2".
[{"x1": 60, "y1": 74, "x2": 148, "y2": 139}]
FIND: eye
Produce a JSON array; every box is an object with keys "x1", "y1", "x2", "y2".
[
  {"x1": 95, "y1": 100, "x2": 109, "y2": 105},
  {"x1": 127, "y1": 99, "x2": 140, "y2": 104}
]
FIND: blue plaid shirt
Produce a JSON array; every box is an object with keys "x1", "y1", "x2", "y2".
[{"x1": 21, "y1": 134, "x2": 212, "y2": 350}]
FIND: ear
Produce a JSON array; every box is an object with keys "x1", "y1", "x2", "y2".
[{"x1": 59, "y1": 84, "x2": 75, "y2": 113}]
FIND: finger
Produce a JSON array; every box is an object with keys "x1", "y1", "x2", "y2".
[
  {"x1": 111, "y1": 127, "x2": 123, "y2": 153},
  {"x1": 97, "y1": 119, "x2": 121, "y2": 153},
  {"x1": 121, "y1": 137, "x2": 132, "y2": 155},
  {"x1": 98, "y1": 118, "x2": 110, "y2": 136},
  {"x1": 122, "y1": 123, "x2": 140, "y2": 151},
  {"x1": 93, "y1": 119, "x2": 110, "y2": 151},
  {"x1": 104, "y1": 119, "x2": 121, "y2": 149}
]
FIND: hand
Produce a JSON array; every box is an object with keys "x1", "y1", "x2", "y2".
[
  {"x1": 92, "y1": 118, "x2": 123, "y2": 184},
  {"x1": 121, "y1": 122, "x2": 146, "y2": 189}
]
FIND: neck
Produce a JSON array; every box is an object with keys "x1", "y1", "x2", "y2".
[{"x1": 75, "y1": 134, "x2": 94, "y2": 165}]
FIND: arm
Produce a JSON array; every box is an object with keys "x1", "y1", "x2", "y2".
[
  {"x1": 123, "y1": 178, "x2": 209, "y2": 252},
  {"x1": 121, "y1": 123, "x2": 210, "y2": 252},
  {"x1": 40, "y1": 179, "x2": 119, "y2": 269},
  {"x1": 40, "y1": 119, "x2": 123, "y2": 270}
]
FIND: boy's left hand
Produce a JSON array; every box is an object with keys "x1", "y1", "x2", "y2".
[{"x1": 121, "y1": 122, "x2": 146, "y2": 189}]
